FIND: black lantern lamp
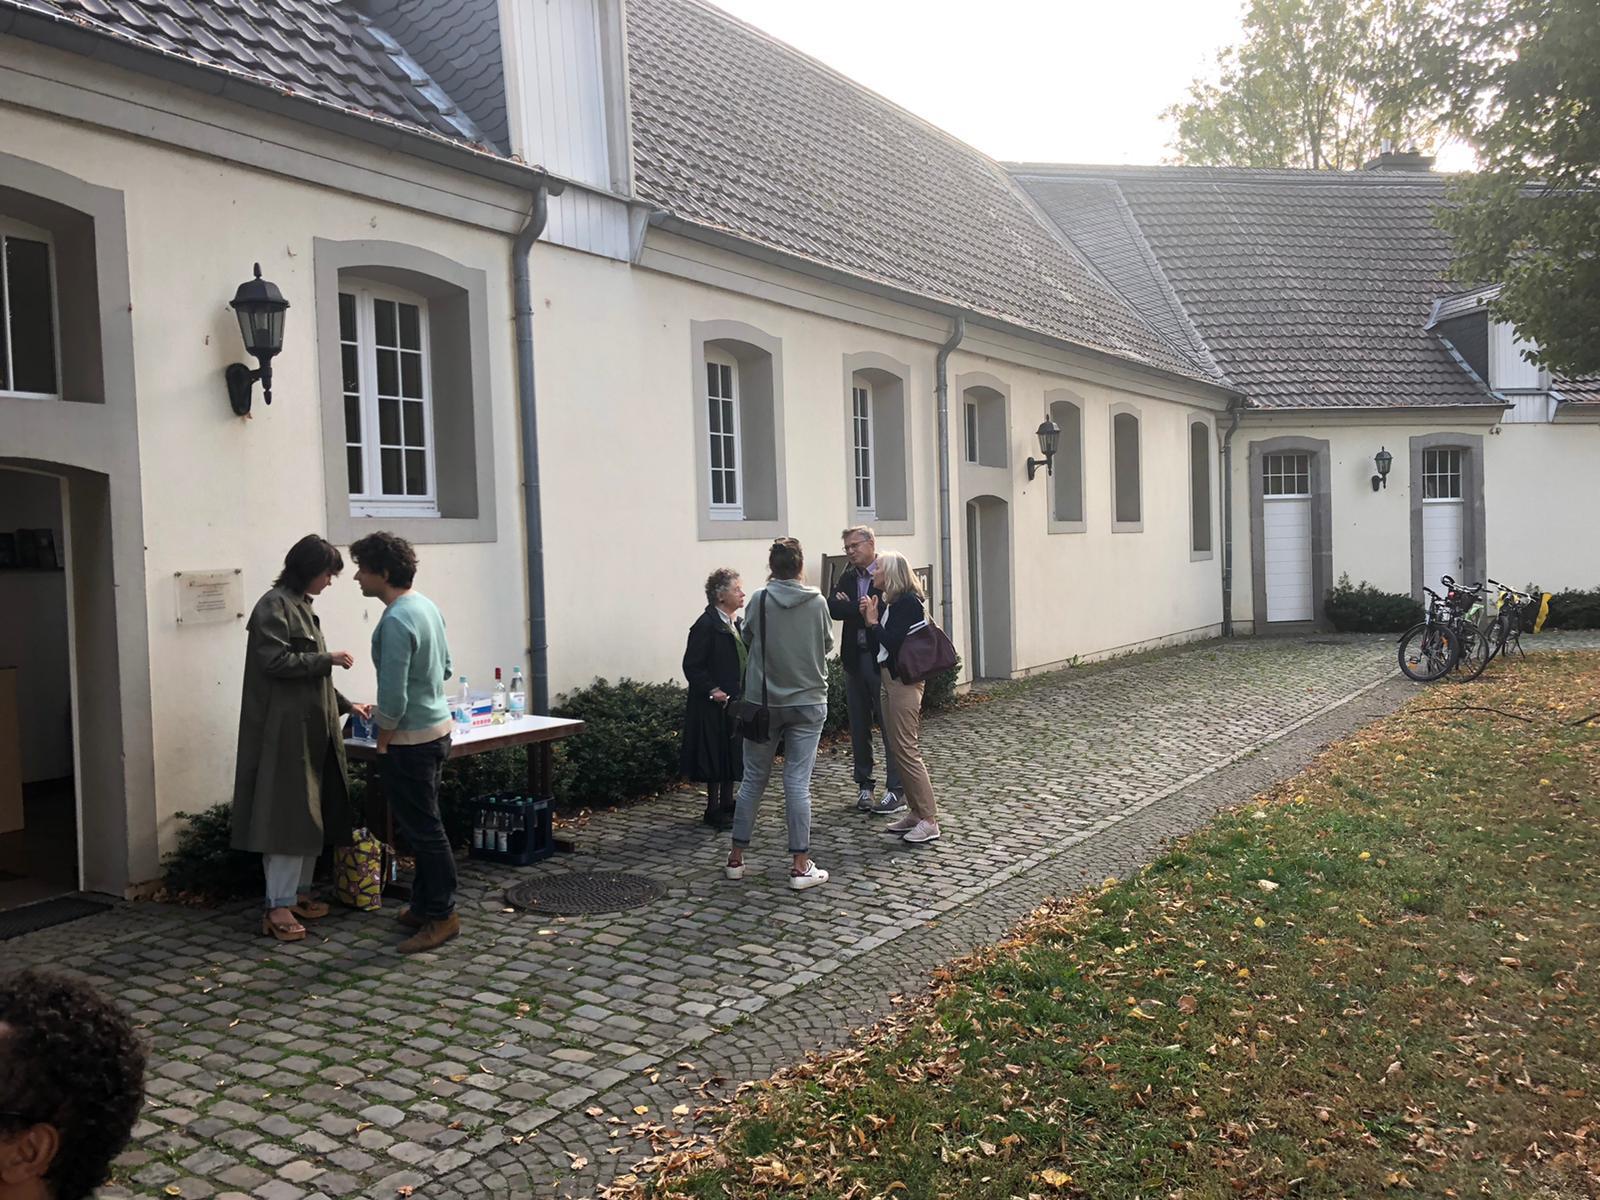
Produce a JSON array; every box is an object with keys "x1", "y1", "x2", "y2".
[
  {"x1": 225, "y1": 263, "x2": 290, "y2": 416},
  {"x1": 1026, "y1": 417, "x2": 1062, "y2": 481},
  {"x1": 1371, "y1": 446, "x2": 1393, "y2": 492}
]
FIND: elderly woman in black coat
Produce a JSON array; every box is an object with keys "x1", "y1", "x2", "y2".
[{"x1": 681, "y1": 567, "x2": 747, "y2": 829}]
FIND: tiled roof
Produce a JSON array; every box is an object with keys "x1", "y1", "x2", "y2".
[
  {"x1": 1011, "y1": 164, "x2": 1503, "y2": 410},
  {"x1": 1, "y1": 0, "x2": 490, "y2": 147},
  {"x1": 360, "y1": 0, "x2": 508, "y2": 153},
  {"x1": 624, "y1": 0, "x2": 1215, "y2": 384}
]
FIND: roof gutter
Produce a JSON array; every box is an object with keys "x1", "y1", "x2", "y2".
[
  {"x1": 513, "y1": 181, "x2": 565, "y2": 714},
  {"x1": 0, "y1": 3, "x2": 558, "y2": 195},
  {"x1": 935, "y1": 315, "x2": 967, "y2": 639},
  {"x1": 648, "y1": 213, "x2": 1236, "y2": 404}
]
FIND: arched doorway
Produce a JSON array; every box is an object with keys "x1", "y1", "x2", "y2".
[{"x1": 965, "y1": 495, "x2": 1012, "y2": 678}]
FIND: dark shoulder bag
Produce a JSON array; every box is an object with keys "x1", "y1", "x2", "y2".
[
  {"x1": 737, "y1": 590, "x2": 771, "y2": 743},
  {"x1": 893, "y1": 602, "x2": 959, "y2": 684}
]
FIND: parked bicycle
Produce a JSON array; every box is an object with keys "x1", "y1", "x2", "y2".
[
  {"x1": 1441, "y1": 576, "x2": 1492, "y2": 681},
  {"x1": 1485, "y1": 579, "x2": 1537, "y2": 664},
  {"x1": 1398, "y1": 585, "x2": 1461, "y2": 682}
]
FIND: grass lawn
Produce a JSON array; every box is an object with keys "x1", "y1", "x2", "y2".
[{"x1": 618, "y1": 651, "x2": 1600, "y2": 1200}]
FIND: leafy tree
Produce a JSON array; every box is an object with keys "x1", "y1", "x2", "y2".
[
  {"x1": 1166, "y1": 0, "x2": 1441, "y2": 170},
  {"x1": 1420, "y1": 0, "x2": 1600, "y2": 376}
]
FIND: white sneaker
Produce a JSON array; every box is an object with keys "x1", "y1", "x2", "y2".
[
  {"x1": 725, "y1": 857, "x2": 750, "y2": 880},
  {"x1": 789, "y1": 862, "x2": 829, "y2": 890},
  {"x1": 883, "y1": 813, "x2": 918, "y2": 834},
  {"x1": 902, "y1": 820, "x2": 941, "y2": 844}
]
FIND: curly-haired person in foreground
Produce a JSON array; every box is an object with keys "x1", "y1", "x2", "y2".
[{"x1": 0, "y1": 968, "x2": 146, "y2": 1200}]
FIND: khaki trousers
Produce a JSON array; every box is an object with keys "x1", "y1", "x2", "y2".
[{"x1": 881, "y1": 674, "x2": 937, "y2": 821}]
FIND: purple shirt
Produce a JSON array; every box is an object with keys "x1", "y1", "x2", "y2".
[{"x1": 854, "y1": 560, "x2": 877, "y2": 646}]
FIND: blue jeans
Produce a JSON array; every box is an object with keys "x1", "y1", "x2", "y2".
[{"x1": 731, "y1": 704, "x2": 826, "y2": 855}]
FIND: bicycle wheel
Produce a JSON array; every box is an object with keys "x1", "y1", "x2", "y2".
[
  {"x1": 1398, "y1": 623, "x2": 1457, "y2": 682},
  {"x1": 1449, "y1": 621, "x2": 1491, "y2": 682}
]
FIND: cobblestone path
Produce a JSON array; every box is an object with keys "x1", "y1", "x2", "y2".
[{"x1": 12, "y1": 632, "x2": 1593, "y2": 1200}]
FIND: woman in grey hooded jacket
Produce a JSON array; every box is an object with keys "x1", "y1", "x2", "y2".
[{"x1": 725, "y1": 537, "x2": 834, "y2": 890}]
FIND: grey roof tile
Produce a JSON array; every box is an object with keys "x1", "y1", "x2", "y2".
[
  {"x1": 0, "y1": 0, "x2": 492, "y2": 149},
  {"x1": 624, "y1": 0, "x2": 1213, "y2": 382},
  {"x1": 1012, "y1": 164, "x2": 1509, "y2": 410}
]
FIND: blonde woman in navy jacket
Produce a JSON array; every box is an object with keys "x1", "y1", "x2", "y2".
[{"x1": 863, "y1": 551, "x2": 941, "y2": 844}]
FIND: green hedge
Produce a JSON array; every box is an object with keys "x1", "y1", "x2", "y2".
[
  {"x1": 1541, "y1": 587, "x2": 1600, "y2": 630},
  {"x1": 551, "y1": 677, "x2": 686, "y2": 807},
  {"x1": 161, "y1": 805, "x2": 260, "y2": 899},
  {"x1": 1325, "y1": 574, "x2": 1424, "y2": 633}
]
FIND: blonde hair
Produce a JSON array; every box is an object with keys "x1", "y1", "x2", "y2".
[{"x1": 875, "y1": 550, "x2": 924, "y2": 603}]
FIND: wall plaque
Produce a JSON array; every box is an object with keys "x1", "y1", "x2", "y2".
[{"x1": 175, "y1": 569, "x2": 243, "y2": 625}]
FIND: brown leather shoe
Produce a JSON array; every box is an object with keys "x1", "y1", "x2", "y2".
[
  {"x1": 396, "y1": 909, "x2": 423, "y2": 930},
  {"x1": 397, "y1": 912, "x2": 460, "y2": 954}
]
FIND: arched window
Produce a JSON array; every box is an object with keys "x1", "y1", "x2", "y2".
[
  {"x1": 844, "y1": 353, "x2": 912, "y2": 533},
  {"x1": 1111, "y1": 406, "x2": 1142, "y2": 531},
  {"x1": 691, "y1": 320, "x2": 787, "y2": 540},
  {"x1": 1190, "y1": 420, "x2": 1213, "y2": 556},
  {"x1": 1046, "y1": 395, "x2": 1083, "y2": 530}
]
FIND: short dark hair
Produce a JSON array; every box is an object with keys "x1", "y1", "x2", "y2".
[
  {"x1": 273, "y1": 535, "x2": 343, "y2": 592},
  {"x1": 704, "y1": 568, "x2": 740, "y2": 607},
  {"x1": 349, "y1": 531, "x2": 418, "y2": 590},
  {"x1": 768, "y1": 537, "x2": 804, "y2": 581},
  {"x1": 0, "y1": 969, "x2": 146, "y2": 1200}
]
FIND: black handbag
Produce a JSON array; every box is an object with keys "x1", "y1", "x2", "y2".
[{"x1": 736, "y1": 590, "x2": 771, "y2": 743}]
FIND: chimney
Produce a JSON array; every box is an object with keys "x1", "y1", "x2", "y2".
[{"x1": 1363, "y1": 144, "x2": 1437, "y2": 172}]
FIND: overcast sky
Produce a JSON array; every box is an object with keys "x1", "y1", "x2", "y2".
[
  {"x1": 703, "y1": 0, "x2": 1476, "y2": 171},
  {"x1": 704, "y1": 0, "x2": 1249, "y2": 165}
]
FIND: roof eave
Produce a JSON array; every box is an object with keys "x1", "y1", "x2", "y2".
[
  {"x1": 1239, "y1": 402, "x2": 1507, "y2": 422},
  {"x1": 0, "y1": 2, "x2": 560, "y2": 194},
  {"x1": 648, "y1": 212, "x2": 1238, "y2": 401}
]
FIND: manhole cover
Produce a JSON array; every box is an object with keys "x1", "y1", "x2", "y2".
[{"x1": 504, "y1": 872, "x2": 663, "y2": 915}]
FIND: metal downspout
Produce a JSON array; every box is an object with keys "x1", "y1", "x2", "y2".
[
  {"x1": 1219, "y1": 401, "x2": 1243, "y2": 638},
  {"x1": 514, "y1": 186, "x2": 558, "y2": 713},
  {"x1": 935, "y1": 316, "x2": 966, "y2": 637}
]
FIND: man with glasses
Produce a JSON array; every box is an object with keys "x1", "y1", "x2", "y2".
[
  {"x1": 0, "y1": 969, "x2": 145, "y2": 1200},
  {"x1": 828, "y1": 526, "x2": 904, "y2": 815}
]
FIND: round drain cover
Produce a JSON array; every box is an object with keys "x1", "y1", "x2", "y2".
[{"x1": 504, "y1": 872, "x2": 664, "y2": 915}]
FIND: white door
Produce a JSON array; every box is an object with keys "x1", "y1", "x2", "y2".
[
  {"x1": 1421, "y1": 448, "x2": 1465, "y2": 587},
  {"x1": 1262, "y1": 453, "x2": 1313, "y2": 622}
]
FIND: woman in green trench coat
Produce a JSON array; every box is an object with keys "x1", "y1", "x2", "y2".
[{"x1": 231, "y1": 535, "x2": 369, "y2": 941}]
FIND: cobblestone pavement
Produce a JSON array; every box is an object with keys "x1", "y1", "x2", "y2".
[{"x1": 11, "y1": 632, "x2": 1595, "y2": 1200}]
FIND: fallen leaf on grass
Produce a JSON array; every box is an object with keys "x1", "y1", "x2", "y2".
[
  {"x1": 1037, "y1": 1167, "x2": 1073, "y2": 1188},
  {"x1": 1178, "y1": 995, "x2": 1198, "y2": 1014},
  {"x1": 1257, "y1": 879, "x2": 1279, "y2": 892}
]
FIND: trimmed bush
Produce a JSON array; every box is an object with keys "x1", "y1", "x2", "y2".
[
  {"x1": 551, "y1": 677, "x2": 686, "y2": 807},
  {"x1": 1545, "y1": 587, "x2": 1600, "y2": 630},
  {"x1": 824, "y1": 655, "x2": 850, "y2": 733},
  {"x1": 1325, "y1": 574, "x2": 1423, "y2": 633},
  {"x1": 161, "y1": 804, "x2": 259, "y2": 899},
  {"x1": 922, "y1": 653, "x2": 963, "y2": 713}
]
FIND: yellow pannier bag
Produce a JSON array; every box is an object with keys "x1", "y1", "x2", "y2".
[{"x1": 335, "y1": 827, "x2": 384, "y2": 911}]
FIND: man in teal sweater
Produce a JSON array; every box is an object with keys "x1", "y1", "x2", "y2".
[{"x1": 351, "y1": 531, "x2": 459, "y2": 953}]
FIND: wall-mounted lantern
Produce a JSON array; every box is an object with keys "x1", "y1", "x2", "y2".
[
  {"x1": 225, "y1": 263, "x2": 290, "y2": 417},
  {"x1": 1371, "y1": 446, "x2": 1393, "y2": 492},
  {"x1": 1026, "y1": 418, "x2": 1062, "y2": 481}
]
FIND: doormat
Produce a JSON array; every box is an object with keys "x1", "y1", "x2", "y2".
[
  {"x1": 504, "y1": 872, "x2": 663, "y2": 915},
  {"x1": 0, "y1": 896, "x2": 113, "y2": 941}
]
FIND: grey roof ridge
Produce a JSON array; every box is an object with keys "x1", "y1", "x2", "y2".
[
  {"x1": 1006, "y1": 161, "x2": 1459, "y2": 186},
  {"x1": 1019, "y1": 173, "x2": 1228, "y2": 384},
  {"x1": 674, "y1": 0, "x2": 1030, "y2": 178},
  {"x1": 650, "y1": 210, "x2": 1236, "y2": 394},
  {"x1": 0, "y1": 0, "x2": 547, "y2": 185},
  {"x1": 995, "y1": 167, "x2": 1219, "y2": 381}
]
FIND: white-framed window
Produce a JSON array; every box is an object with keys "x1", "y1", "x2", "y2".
[
  {"x1": 1422, "y1": 448, "x2": 1462, "y2": 499},
  {"x1": 340, "y1": 283, "x2": 439, "y2": 517},
  {"x1": 706, "y1": 350, "x2": 743, "y2": 519},
  {"x1": 0, "y1": 217, "x2": 61, "y2": 399},
  {"x1": 1262, "y1": 452, "x2": 1311, "y2": 497},
  {"x1": 964, "y1": 400, "x2": 979, "y2": 464},
  {"x1": 851, "y1": 382, "x2": 875, "y2": 516}
]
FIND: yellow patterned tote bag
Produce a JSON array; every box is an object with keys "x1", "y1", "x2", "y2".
[{"x1": 335, "y1": 827, "x2": 384, "y2": 910}]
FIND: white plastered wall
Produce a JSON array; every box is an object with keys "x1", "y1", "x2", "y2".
[
  {"x1": 1226, "y1": 414, "x2": 1600, "y2": 630},
  {"x1": 1, "y1": 106, "x2": 528, "y2": 858}
]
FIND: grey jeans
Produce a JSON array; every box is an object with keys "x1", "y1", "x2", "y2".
[
  {"x1": 731, "y1": 704, "x2": 826, "y2": 855},
  {"x1": 264, "y1": 853, "x2": 316, "y2": 910},
  {"x1": 846, "y1": 648, "x2": 902, "y2": 792}
]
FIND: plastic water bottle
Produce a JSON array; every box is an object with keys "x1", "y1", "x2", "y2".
[
  {"x1": 472, "y1": 808, "x2": 486, "y2": 851},
  {"x1": 492, "y1": 668, "x2": 508, "y2": 724},
  {"x1": 509, "y1": 667, "x2": 526, "y2": 720},
  {"x1": 495, "y1": 808, "x2": 510, "y2": 853},
  {"x1": 454, "y1": 677, "x2": 472, "y2": 735}
]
